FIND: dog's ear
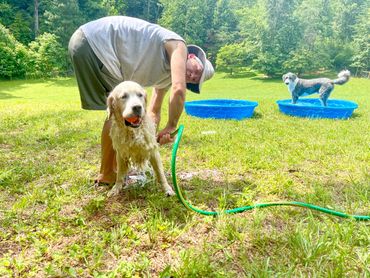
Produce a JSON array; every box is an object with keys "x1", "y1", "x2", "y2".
[
  {"x1": 107, "y1": 93, "x2": 115, "y2": 120},
  {"x1": 143, "y1": 89, "x2": 147, "y2": 106},
  {"x1": 282, "y1": 74, "x2": 286, "y2": 81}
]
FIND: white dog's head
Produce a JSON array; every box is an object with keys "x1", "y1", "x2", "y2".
[
  {"x1": 282, "y1": 72, "x2": 298, "y2": 85},
  {"x1": 107, "y1": 81, "x2": 147, "y2": 128}
]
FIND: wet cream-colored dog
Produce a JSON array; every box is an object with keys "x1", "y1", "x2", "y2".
[{"x1": 106, "y1": 81, "x2": 175, "y2": 197}]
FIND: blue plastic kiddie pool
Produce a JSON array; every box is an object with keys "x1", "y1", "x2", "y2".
[
  {"x1": 185, "y1": 99, "x2": 258, "y2": 120},
  {"x1": 276, "y1": 98, "x2": 358, "y2": 119}
]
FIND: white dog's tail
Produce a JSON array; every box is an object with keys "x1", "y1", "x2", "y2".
[{"x1": 333, "y1": 70, "x2": 351, "y2": 85}]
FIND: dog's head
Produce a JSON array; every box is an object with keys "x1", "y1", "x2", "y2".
[
  {"x1": 282, "y1": 72, "x2": 297, "y2": 85},
  {"x1": 107, "y1": 81, "x2": 147, "y2": 128}
]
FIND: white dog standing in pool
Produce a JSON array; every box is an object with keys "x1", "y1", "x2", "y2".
[
  {"x1": 282, "y1": 70, "x2": 351, "y2": 106},
  {"x1": 106, "y1": 81, "x2": 175, "y2": 197}
]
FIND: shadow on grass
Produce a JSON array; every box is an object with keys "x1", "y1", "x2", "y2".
[
  {"x1": 3, "y1": 110, "x2": 100, "y2": 152},
  {"x1": 0, "y1": 77, "x2": 77, "y2": 93},
  {"x1": 170, "y1": 175, "x2": 262, "y2": 217},
  {"x1": 94, "y1": 174, "x2": 260, "y2": 225},
  {"x1": 0, "y1": 92, "x2": 22, "y2": 100},
  {"x1": 87, "y1": 184, "x2": 194, "y2": 225},
  {"x1": 222, "y1": 72, "x2": 258, "y2": 79},
  {"x1": 349, "y1": 112, "x2": 361, "y2": 119},
  {"x1": 6, "y1": 109, "x2": 85, "y2": 125},
  {"x1": 250, "y1": 76, "x2": 282, "y2": 84},
  {"x1": 251, "y1": 111, "x2": 263, "y2": 119},
  {"x1": 45, "y1": 78, "x2": 77, "y2": 88}
]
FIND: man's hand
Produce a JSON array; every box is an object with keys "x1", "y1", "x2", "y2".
[{"x1": 157, "y1": 126, "x2": 177, "y2": 145}]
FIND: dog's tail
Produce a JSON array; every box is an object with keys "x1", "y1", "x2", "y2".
[{"x1": 333, "y1": 70, "x2": 350, "y2": 85}]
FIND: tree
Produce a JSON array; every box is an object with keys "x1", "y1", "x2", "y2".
[
  {"x1": 28, "y1": 32, "x2": 67, "y2": 77},
  {"x1": 351, "y1": 7, "x2": 370, "y2": 74},
  {"x1": 125, "y1": 0, "x2": 163, "y2": 22},
  {"x1": 42, "y1": 0, "x2": 83, "y2": 48},
  {"x1": 294, "y1": 0, "x2": 333, "y2": 50},
  {"x1": 9, "y1": 11, "x2": 33, "y2": 44},
  {"x1": 331, "y1": 0, "x2": 368, "y2": 42},
  {"x1": 208, "y1": 0, "x2": 240, "y2": 60},
  {"x1": 216, "y1": 42, "x2": 257, "y2": 75},
  {"x1": 0, "y1": 3, "x2": 14, "y2": 26},
  {"x1": 0, "y1": 0, "x2": 368, "y2": 78},
  {"x1": 0, "y1": 24, "x2": 29, "y2": 79},
  {"x1": 78, "y1": 0, "x2": 109, "y2": 20},
  {"x1": 253, "y1": 0, "x2": 302, "y2": 76},
  {"x1": 282, "y1": 48, "x2": 318, "y2": 75},
  {"x1": 159, "y1": 0, "x2": 216, "y2": 48},
  {"x1": 34, "y1": 0, "x2": 39, "y2": 37}
]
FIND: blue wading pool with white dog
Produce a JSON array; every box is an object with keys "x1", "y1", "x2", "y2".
[
  {"x1": 185, "y1": 99, "x2": 258, "y2": 120},
  {"x1": 277, "y1": 98, "x2": 358, "y2": 119}
]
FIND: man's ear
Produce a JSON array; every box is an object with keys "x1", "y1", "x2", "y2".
[
  {"x1": 107, "y1": 94, "x2": 114, "y2": 120},
  {"x1": 188, "y1": 53, "x2": 196, "y2": 59}
]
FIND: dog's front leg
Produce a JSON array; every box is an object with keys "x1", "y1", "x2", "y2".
[
  {"x1": 319, "y1": 86, "x2": 333, "y2": 107},
  {"x1": 107, "y1": 154, "x2": 128, "y2": 197},
  {"x1": 150, "y1": 151, "x2": 175, "y2": 196},
  {"x1": 292, "y1": 93, "x2": 299, "y2": 104}
]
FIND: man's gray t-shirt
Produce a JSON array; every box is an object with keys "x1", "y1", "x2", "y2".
[{"x1": 80, "y1": 16, "x2": 184, "y2": 89}]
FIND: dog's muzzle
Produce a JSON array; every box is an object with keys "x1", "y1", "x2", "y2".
[
  {"x1": 124, "y1": 116, "x2": 142, "y2": 128},
  {"x1": 124, "y1": 105, "x2": 144, "y2": 128}
]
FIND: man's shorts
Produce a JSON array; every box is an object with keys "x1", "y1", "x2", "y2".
[{"x1": 68, "y1": 29, "x2": 119, "y2": 110}]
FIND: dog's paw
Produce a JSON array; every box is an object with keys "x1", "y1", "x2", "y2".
[
  {"x1": 165, "y1": 188, "x2": 176, "y2": 197},
  {"x1": 107, "y1": 184, "x2": 122, "y2": 197}
]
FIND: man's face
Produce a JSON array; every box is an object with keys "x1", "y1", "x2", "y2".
[{"x1": 186, "y1": 54, "x2": 203, "y2": 84}]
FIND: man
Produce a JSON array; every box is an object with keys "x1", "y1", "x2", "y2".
[{"x1": 68, "y1": 16, "x2": 214, "y2": 185}]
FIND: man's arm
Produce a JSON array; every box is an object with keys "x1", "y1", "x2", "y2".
[
  {"x1": 164, "y1": 40, "x2": 187, "y2": 129},
  {"x1": 155, "y1": 40, "x2": 187, "y2": 145},
  {"x1": 148, "y1": 87, "x2": 167, "y2": 129}
]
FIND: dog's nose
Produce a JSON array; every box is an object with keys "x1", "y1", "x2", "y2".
[{"x1": 132, "y1": 105, "x2": 142, "y2": 115}]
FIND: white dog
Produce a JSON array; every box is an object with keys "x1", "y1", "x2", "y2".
[
  {"x1": 106, "y1": 81, "x2": 175, "y2": 197},
  {"x1": 282, "y1": 70, "x2": 350, "y2": 106}
]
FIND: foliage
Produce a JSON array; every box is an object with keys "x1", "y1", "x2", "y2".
[
  {"x1": 159, "y1": 0, "x2": 217, "y2": 47},
  {"x1": 282, "y1": 49, "x2": 317, "y2": 75},
  {"x1": 207, "y1": 0, "x2": 240, "y2": 61},
  {"x1": 42, "y1": 0, "x2": 84, "y2": 48},
  {"x1": 250, "y1": 0, "x2": 303, "y2": 77},
  {"x1": 9, "y1": 11, "x2": 33, "y2": 45},
  {"x1": 0, "y1": 0, "x2": 369, "y2": 77},
  {"x1": 0, "y1": 23, "x2": 29, "y2": 79},
  {"x1": 0, "y1": 3, "x2": 14, "y2": 26},
  {"x1": 317, "y1": 39, "x2": 355, "y2": 71},
  {"x1": 27, "y1": 33, "x2": 68, "y2": 78},
  {"x1": 216, "y1": 42, "x2": 256, "y2": 75},
  {"x1": 351, "y1": 8, "x2": 370, "y2": 74}
]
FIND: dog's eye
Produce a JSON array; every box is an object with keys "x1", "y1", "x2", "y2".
[
  {"x1": 137, "y1": 93, "x2": 143, "y2": 98},
  {"x1": 121, "y1": 94, "x2": 127, "y2": 99}
]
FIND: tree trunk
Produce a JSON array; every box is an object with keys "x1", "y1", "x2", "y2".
[{"x1": 34, "y1": 0, "x2": 39, "y2": 37}]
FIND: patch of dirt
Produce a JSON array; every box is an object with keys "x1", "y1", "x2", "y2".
[
  {"x1": 177, "y1": 169, "x2": 224, "y2": 182},
  {"x1": 99, "y1": 217, "x2": 221, "y2": 275},
  {"x1": 0, "y1": 241, "x2": 22, "y2": 257},
  {"x1": 0, "y1": 143, "x2": 13, "y2": 150}
]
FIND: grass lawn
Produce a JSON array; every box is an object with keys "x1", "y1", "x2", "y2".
[{"x1": 0, "y1": 74, "x2": 369, "y2": 277}]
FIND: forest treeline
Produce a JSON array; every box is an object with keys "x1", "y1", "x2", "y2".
[{"x1": 0, "y1": 0, "x2": 369, "y2": 79}]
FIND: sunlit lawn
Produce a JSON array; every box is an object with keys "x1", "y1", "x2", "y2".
[{"x1": 0, "y1": 74, "x2": 369, "y2": 277}]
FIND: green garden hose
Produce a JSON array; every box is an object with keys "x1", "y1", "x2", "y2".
[{"x1": 171, "y1": 125, "x2": 370, "y2": 221}]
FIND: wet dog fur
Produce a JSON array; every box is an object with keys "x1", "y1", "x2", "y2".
[
  {"x1": 106, "y1": 81, "x2": 175, "y2": 197},
  {"x1": 282, "y1": 70, "x2": 350, "y2": 106}
]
